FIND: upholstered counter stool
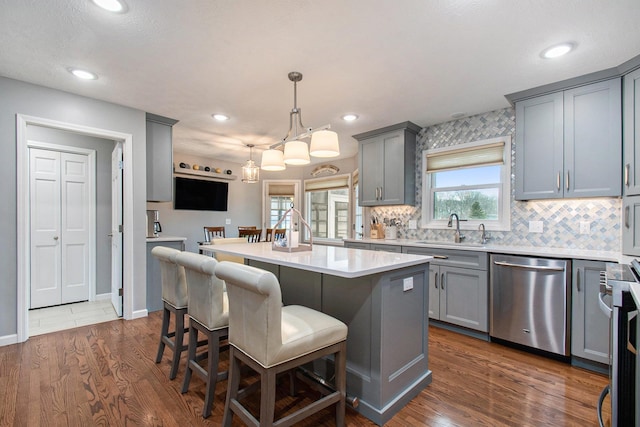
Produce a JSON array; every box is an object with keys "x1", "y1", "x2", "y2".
[
  {"x1": 175, "y1": 251, "x2": 229, "y2": 418},
  {"x1": 214, "y1": 261, "x2": 348, "y2": 427},
  {"x1": 151, "y1": 246, "x2": 189, "y2": 380}
]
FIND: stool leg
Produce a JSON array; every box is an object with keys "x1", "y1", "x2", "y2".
[
  {"x1": 169, "y1": 309, "x2": 185, "y2": 380},
  {"x1": 260, "y1": 368, "x2": 277, "y2": 427},
  {"x1": 222, "y1": 347, "x2": 241, "y2": 427},
  {"x1": 181, "y1": 319, "x2": 197, "y2": 394},
  {"x1": 202, "y1": 330, "x2": 220, "y2": 418},
  {"x1": 155, "y1": 305, "x2": 170, "y2": 363},
  {"x1": 335, "y1": 342, "x2": 347, "y2": 427}
]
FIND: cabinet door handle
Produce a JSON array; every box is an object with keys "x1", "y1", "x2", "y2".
[
  {"x1": 440, "y1": 272, "x2": 445, "y2": 290},
  {"x1": 379, "y1": 186, "x2": 383, "y2": 200},
  {"x1": 625, "y1": 205, "x2": 630, "y2": 228},
  {"x1": 566, "y1": 171, "x2": 570, "y2": 191},
  {"x1": 625, "y1": 163, "x2": 630, "y2": 187},
  {"x1": 433, "y1": 255, "x2": 449, "y2": 259},
  {"x1": 556, "y1": 172, "x2": 561, "y2": 191},
  {"x1": 576, "y1": 268, "x2": 581, "y2": 292},
  {"x1": 434, "y1": 272, "x2": 438, "y2": 289}
]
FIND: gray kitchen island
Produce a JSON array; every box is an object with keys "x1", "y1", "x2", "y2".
[{"x1": 200, "y1": 242, "x2": 432, "y2": 425}]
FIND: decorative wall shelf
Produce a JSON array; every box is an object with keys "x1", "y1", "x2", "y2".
[{"x1": 173, "y1": 167, "x2": 237, "y2": 181}]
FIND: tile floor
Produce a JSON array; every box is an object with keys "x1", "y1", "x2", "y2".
[{"x1": 29, "y1": 299, "x2": 119, "y2": 336}]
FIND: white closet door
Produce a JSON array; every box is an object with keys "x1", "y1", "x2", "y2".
[
  {"x1": 60, "y1": 152, "x2": 91, "y2": 304},
  {"x1": 30, "y1": 148, "x2": 90, "y2": 308},
  {"x1": 30, "y1": 149, "x2": 62, "y2": 308}
]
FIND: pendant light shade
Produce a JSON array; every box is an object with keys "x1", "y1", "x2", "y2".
[
  {"x1": 309, "y1": 130, "x2": 340, "y2": 157},
  {"x1": 283, "y1": 140, "x2": 310, "y2": 165},
  {"x1": 261, "y1": 148, "x2": 286, "y2": 171},
  {"x1": 241, "y1": 144, "x2": 260, "y2": 183}
]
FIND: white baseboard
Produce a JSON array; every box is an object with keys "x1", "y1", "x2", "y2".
[
  {"x1": 94, "y1": 293, "x2": 112, "y2": 301},
  {"x1": 0, "y1": 334, "x2": 19, "y2": 347},
  {"x1": 131, "y1": 309, "x2": 148, "y2": 320}
]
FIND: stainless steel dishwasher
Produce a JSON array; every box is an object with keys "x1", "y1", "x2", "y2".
[{"x1": 490, "y1": 254, "x2": 571, "y2": 356}]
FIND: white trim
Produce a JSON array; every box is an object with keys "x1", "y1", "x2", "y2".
[
  {"x1": 95, "y1": 293, "x2": 112, "y2": 301},
  {"x1": 17, "y1": 114, "x2": 136, "y2": 344},
  {"x1": 261, "y1": 179, "x2": 301, "y2": 229},
  {"x1": 421, "y1": 136, "x2": 512, "y2": 232},
  {"x1": 131, "y1": 309, "x2": 149, "y2": 319},
  {"x1": 27, "y1": 141, "x2": 97, "y2": 303},
  {"x1": 0, "y1": 334, "x2": 19, "y2": 347}
]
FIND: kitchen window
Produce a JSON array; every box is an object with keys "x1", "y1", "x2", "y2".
[
  {"x1": 421, "y1": 136, "x2": 511, "y2": 231},
  {"x1": 262, "y1": 180, "x2": 299, "y2": 230},
  {"x1": 304, "y1": 174, "x2": 352, "y2": 242}
]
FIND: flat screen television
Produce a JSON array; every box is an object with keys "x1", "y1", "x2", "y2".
[{"x1": 174, "y1": 177, "x2": 228, "y2": 211}]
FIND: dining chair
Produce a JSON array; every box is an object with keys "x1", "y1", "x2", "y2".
[
  {"x1": 265, "y1": 228, "x2": 286, "y2": 242},
  {"x1": 151, "y1": 246, "x2": 189, "y2": 381},
  {"x1": 203, "y1": 226, "x2": 225, "y2": 242},
  {"x1": 237, "y1": 225, "x2": 257, "y2": 231},
  {"x1": 239, "y1": 228, "x2": 262, "y2": 243},
  {"x1": 214, "y1": 261, "x2": 348, "y2": 427},
  {"x1": 207, "y1": 237, "x2": 246, "y2": 264},
  {"x1": 175, "y1": 251, "x2": 229, "y2": 418}
]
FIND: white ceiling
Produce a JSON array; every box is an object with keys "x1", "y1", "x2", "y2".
[{"x1": 2, "y1": 0, "x2": 640, "y2": 165}]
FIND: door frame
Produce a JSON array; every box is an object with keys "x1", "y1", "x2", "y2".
[
  {"x1": 28, "y1": 142, "x2": 97, "y2": 307},
  {"x1": 16, "y1": 114, "x2": 134, "y2": 343}
]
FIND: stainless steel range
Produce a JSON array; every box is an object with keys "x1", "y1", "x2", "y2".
[{"x1": 597, "y1": 260, "x2": 639, "y2": 427}]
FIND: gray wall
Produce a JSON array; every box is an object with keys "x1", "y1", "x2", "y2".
[
  {"x1": 27, "y1": 126, "x2": 114, "y2": 295},
  {"x1": 150, "y1": 152, "x2": 358, "y2": 253},
  {"x1": 0, "y1": 76, "x2": 147, "y2": 338}
]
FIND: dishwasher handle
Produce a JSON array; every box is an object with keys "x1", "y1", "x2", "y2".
[
  {"x1": 493, "y1": 260, "x2": 566, "y2": 272},
  {"x1": 598, "y1": 291, "x2": 612, "y2": 319}
]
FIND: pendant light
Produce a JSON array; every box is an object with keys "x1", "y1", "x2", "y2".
[
  {"x1": 261, "y1": 71, "x2": 340, "y2": 170},
  {"x1": 241, "y1": 144, "x2": 260, "y2": 183}
]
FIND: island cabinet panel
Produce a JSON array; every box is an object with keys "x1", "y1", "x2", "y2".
[
  {"x1": 278, "y1": 266, "x2": 322, "y2": 311},
  {"x1": 515, "y1": 78, "x2": 621, "y2": 200},
  {"x1": 571, "y1": 259, "x2": 610, "y2": 367}
]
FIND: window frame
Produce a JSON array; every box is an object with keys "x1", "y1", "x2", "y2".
[
  {"x1": 421, "y1": 136, "x2": 512, "y2": 232},
  {"x1": 303, "y1": 173, "x2": 352, "y2": 244}
]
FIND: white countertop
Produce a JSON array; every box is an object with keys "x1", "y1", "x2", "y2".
[
  {"x1": 199, "y1": 242, "x2": 432, "y2": 278},
  {"x1": 146, "y1": 235, "x2": 187, "y2": 243},
  {"x1": 344, "y1": 237, "x2": 623, "y2": 263}
]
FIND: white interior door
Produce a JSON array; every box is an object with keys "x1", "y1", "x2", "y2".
[
  {"x1": 111, "y1": 143, "x2": 123, "y2": 316},
  {"x1": 60, "y1": 152, "x2": 91, "y2": 303},
  {"x1": 30, "y1": 148, "x2": 62, "y2": 308},
  {"x1": 30, "y1": 148, "x2": 91, "y2": 308}
]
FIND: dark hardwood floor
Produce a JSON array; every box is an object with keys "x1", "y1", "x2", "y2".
[{"x1": 0, "y1": 312, "x2": 610, "y2": 426}]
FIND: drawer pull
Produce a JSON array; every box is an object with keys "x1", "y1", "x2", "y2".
[{"x1": 433, "y1": 255, "x2": 449, "y2": 259}]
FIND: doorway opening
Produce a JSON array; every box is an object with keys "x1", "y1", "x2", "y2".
[{"x1": 16, "y1": 114, "x2": 135, "y2": 343}]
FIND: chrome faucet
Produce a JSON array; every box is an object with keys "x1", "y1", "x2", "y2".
[
  {"x1": 478, "y1": 223, "x2": 491, "y2": 245},
  {"x1": 447, "y1": 213, "x2": 465, "y2": 243}
]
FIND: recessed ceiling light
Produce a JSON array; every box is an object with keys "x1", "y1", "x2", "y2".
[
  {"x1": 212, "y1": 114, "x2": 230, "y2": 121},
  {"x1": 342, "y1": 114, "x2": 358, "y2": 122},
  {"x1": 541, "y1": 42, "x2": 575, "y2": 59},
  {"x1": 69, "y1": 68, "x2": 98, "y2": 80},
  {"x1": 92, "y1": 0, "x2": 127, "y2": 13}
]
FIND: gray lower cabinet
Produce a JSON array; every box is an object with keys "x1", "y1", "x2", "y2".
[
  {"x1": 146, "y1": 113, "x2": 179, "y2": 202},
  {"x1": 623, "y1": 195, "x2": 640, "y2": 256},
  {"x1": 344, "y1": 241, "x2": 402, "y2": 252},
  {"x1": 344, "y1": 241, "x2": 371, "y2": 250},
  {"x1": 571, "y1": 260, "x2": 610, "y2": 365},
  {"x1": 354, "y1": 122, "x2": 421, "y2": 206},
  {"x1": 146, "y1": 239, "x2": 185, "y2": 312},
  {"x1": 515, "y1": 78, "x2": 622, "y2": 200},
  {"x1": 403, "y1": 246, "x2": 489, "y2": 332}
]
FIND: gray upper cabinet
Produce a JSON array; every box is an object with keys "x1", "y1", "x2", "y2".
[
  {"x1": 146, "y1": 113, "x2": 179, "y2": 202},
  {"x1": 624, "y1": 67, "x2": 640, "y2": 196},
  {"x1": 515, "y1": 78, "x2": 622, "y2": 200},
  {"x1": 354, "y1": 122, "x2": 421, "y2": 206}
]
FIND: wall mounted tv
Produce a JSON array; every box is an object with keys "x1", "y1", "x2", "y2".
[{"x1": 174, "y1": 177, "x2": 228, "y2": 211}]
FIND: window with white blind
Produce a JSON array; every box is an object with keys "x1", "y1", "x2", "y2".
[
  {"x1": 304, "y1": 174, "x2": 351, "y2": 242},
  {"x1": 421, "y1": 136, "x2": 511, "y2": 231},
  {"x1": 262, "y1": 180, "x2": 299, "y2": 230}
]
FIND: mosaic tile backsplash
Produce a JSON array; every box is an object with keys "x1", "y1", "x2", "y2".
[{"x1": 371, "y1": 107, "x2": 622, "y2": 252}]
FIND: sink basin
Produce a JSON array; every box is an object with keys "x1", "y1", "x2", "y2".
[{"x1": 415, "y1": 240, "x2": 486, "y2": 248}]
